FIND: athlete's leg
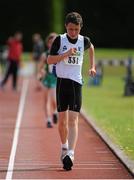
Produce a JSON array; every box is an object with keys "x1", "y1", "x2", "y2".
[
  {"x1": 56, "y1": 78, "x2": 69, "y2": 165},
  {"x1": 43, "y1": 86, "x2": 48, "y2": 117},
  {"x1": 58, "y1": 111, "x2": 68, "y2": 144},
  {"x1": 46, "y1": 89, "x2": 52, "y2": 118},
  {"x1": 49, "y1": 88, "x2": 58, "y2": 123},
  {"x1": 67, "y1": 80, "x2": 81, "y2": 151},
  {"x1": 49, "y1": 88, "x2": 56, "y2": 113},
  {"x1": 43, "y1": 86, "x2": 52, "y2": 127},
  {"x1": 35, "y1": 61, "x2": 42, "y2": 91},
  {"x1": 12, "y1": 61, "x2": 18, "y2": 90},
  {"x1": 61, "y1": 79, "x2": 81, "y2": 170},
  {"x1": 68, "y1": 110, "x2": 79, "y2": 150},
  {"x1": 0, "y1": 61, "x2": 11, "y2": 87}
]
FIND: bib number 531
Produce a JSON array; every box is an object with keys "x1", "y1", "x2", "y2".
[{"x1": 67, "y1": 56, "x2": 79, "y2": 65}]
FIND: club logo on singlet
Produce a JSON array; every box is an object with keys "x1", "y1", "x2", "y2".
[{"x1": 63, "y1": 45, "x2": 67, "y2": 51}]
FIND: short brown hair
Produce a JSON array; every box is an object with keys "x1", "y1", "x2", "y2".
[{"x1": 65, "y1": 12, "x2": 83, "y2": 27}]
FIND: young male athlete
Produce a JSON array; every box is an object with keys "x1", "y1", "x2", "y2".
[{"x1": 47, "y1": 12, "x2": 96, "y2": 170}]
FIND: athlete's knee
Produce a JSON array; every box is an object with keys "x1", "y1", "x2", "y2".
[
  {"x1": 68, "y1": 111, "x2": 78, "y2": 126},
  {"x1": 68, "y1": 117, "x2": 78, "y2": 127},
  {"x1": 58, "y1": 118, "x2": 67, "y2": 128},
  {"x1": 58, "y1": 112, "x2": 67, "y2": 126}
]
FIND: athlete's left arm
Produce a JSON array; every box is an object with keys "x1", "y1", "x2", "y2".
[{"x1": 88, "y1": 43, "x2": 96, "y2": 77}]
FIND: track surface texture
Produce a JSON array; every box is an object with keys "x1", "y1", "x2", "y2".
[{"x1": 0, "y1": 77, "x2": 133, "y2": 179}]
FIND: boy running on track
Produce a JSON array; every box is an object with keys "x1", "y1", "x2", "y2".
[
  {"x1": 37, "y1": 32, "x2": 58, "y2": 128},
  {"x1": 47, "y1": 12, "x2": 96, "y2": 170}
]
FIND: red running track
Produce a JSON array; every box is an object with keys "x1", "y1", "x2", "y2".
[{"x1": 0, "y1": 77, "x2": 133, "y2": 179}]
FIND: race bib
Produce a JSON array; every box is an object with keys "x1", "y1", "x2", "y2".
[{"x1": 64, "y1": 52, "x2": 82, "y2": 65}]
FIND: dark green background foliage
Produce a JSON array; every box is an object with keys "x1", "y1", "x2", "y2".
[
  {"x1": 65, "y1": 0, "x2": 134, "y2": 48},
  {"x1": 0, "y1": 0, "x2": 52, "y2": 51},
  {"x1": 0, "y1": 0, "x2": 134, "y2": 50}
]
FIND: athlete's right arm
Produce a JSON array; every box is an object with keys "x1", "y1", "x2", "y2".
[
  {"x1": 47, "y1": 36, "x2": 77, "y2": 64},
  {"x1": 47, "y1": 51, "x2": 73, "y2": 64}
]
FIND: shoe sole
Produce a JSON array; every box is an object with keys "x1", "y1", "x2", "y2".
[{"x1": 63, "y1": 155, "x2": 73, "y2": 171}]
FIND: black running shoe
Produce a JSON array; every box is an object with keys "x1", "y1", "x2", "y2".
[
  {"x1": 47, "y1": 122, "x2": 53, "y2": 128},
  {"x1": 62, "y1": 155, "x2": 73, "y2": 171},
  {"x1": 60, "y1": 148, "x2": 68, "y2": 162}
]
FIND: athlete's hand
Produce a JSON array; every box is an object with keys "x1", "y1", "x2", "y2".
[
  {"x1": 60, "y1": 48, "x2": 77, "y2": 61},
  {"x1": 89, "y1": 67, "x2": 96, "y2": 77},
  {"x1": 67, "y1": 48, "x2": 77, "y2": 56}
]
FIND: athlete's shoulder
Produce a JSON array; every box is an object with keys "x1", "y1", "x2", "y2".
[
  {"x1": 53, "y1": 35, "x2": 60, "y2": 44},
  {"x1": 84, "y1": 36, "x2": 90, "y2": 42},
  {"x1": 78, "y1": 34, "x2": 84, "y2": 39},
  {"x1": 84, "y1": 36, "x2": 91, "y2": 50},
  {"x1": 50, "y1": 36, "x2": 60, "y2": 55},
  {"x1": 60, "y1": 33, "x2": 67, "y2": 39}
]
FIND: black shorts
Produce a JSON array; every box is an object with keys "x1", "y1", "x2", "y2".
[{"x1": 56, "y1": 78, "x2": 82, "y2": 112}]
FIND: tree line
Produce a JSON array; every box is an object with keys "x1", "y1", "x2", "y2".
[{"x1": 0, "y1": 0, "x2": 134, "y2": 51}]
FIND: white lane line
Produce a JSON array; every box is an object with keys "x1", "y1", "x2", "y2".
[{"x1": 5, "y1": 78, "x2": 29, "y2": 180}]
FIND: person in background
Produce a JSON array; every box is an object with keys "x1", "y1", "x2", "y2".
[
  {"x1": 37, "y1": 32, "x2": 58, "y2": 128},
  {"x1": 0, "y1": 31, "x2": 23, "y2": 91},
  {"x1": 32, "y1": 33, "x2": 44, "y2": 90},
  {"x1": 95, "y1": 60, "x2": 103, "y2": 85},
  {"x1": 47, "y1": 12, "x2": 96, "y2": 170}
]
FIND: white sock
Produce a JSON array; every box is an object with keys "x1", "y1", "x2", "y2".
[
  {"x1": 61, "y1": 140, "x2": 68, "y2": 150},
  {"x1": 47, "y1": 117, "x2": 52, "y2": 123},
  {"x1": 68, "y1": 149, "x2": 74, "y2": 155}
]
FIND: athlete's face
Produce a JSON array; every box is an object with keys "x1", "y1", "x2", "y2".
[{"x1": 65, "y1": 23, "x2": 81, "y2": 39}]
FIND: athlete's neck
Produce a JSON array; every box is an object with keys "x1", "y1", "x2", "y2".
[{"x1": 66, "y1": 34, "x2": 78, "y2": 44}]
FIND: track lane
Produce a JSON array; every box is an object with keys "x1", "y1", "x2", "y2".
[
  {"x1": 0, "y1": 79, "x2": 22, "y2": 179},
  {"x1": 0, "y1": 76, "x2": 133, "y2": 179},
  {"x1": 5, "y1": 78, "x2": 29, "y2": 180},
  {"x1": 13, "y1": 77, "x2": 133, "y2": 179}
]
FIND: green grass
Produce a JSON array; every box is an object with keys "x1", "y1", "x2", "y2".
[
  {"x1": 82, "y1": 49, "x2": 134, "y2": 160},
  {"x1": 95, "y1": 48, "x2": 134, "y2": 59}
]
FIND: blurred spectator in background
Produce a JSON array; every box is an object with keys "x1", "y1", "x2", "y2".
[
  {"x1": 37, "y1": 32, "x2": 58, "y2": 128},
  {"x1": 32, "y1": 33, "x2": 44, "y2": 91},
  {"x1": 95, "y1": 60, "x2": 103, "y2": 85},
  {"x1": 124, "y1": 56, "x2": 134, "y2": 96},
  {"x1": 126, "y1": 56, "x2": 132, "y2": 81},
  {"x1": 0, "y1": 45, "x2": 8, "y2": 75},
  {"x1": 0, "y1": 32, "x2": 23, "y2": 91}
]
